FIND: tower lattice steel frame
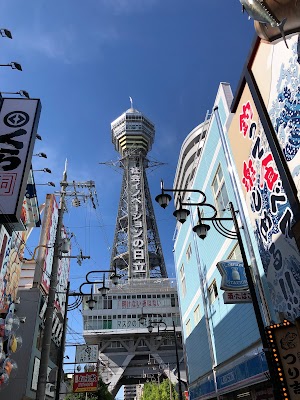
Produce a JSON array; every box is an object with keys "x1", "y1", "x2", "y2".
[{"x1": 110, "y1": 105, "x2": 167, "y2": 279}]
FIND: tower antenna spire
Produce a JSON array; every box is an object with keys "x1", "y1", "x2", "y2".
[{"x1": 129, "y1": 96, "x2": 133, "y2": 109}]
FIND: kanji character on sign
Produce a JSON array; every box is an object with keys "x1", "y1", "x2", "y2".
[
  {"x1": 261, "y1": 153, "x2": 278, "y2": 191},
  {"x1": 239, "y1": 101, "x2": 254, "y2": 137},
  {"x1": 242, "y1": 159, "x2": 256, "y2": 192}
]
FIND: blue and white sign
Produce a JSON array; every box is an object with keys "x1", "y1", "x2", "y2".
[{"x1": 216, "y1": 260, "x2": 248, "y2": 291}]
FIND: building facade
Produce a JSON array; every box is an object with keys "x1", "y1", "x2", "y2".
[{"x1": 173, "y1": 83, "x2": 274, "y2": 399}]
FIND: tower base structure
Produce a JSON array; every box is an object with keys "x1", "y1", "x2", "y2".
[{"x1": 82, "y1": 278, "x2": 186, "y2": 397}]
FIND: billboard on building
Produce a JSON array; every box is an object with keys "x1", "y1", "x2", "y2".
[
  {"x1": 35, "y1": 194, "x2": 70, "y2": 314},
  {"x1": 227, "y1": 82, "x2": 300, "y2": 322},
  {"x1": 0, "y1": 98, "x2": 41, "y2": 228},
  {"x1": 251, "y1": 34, "x2": 300, "y2": 194}
]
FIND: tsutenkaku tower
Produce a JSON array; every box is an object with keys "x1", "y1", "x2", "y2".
[{"x1": 110, "y1": 102, "x2": 167, "y2": 279}]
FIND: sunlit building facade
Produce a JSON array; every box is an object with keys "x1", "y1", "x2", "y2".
[{"x1": 173, "y1": 83, "x2": 274, "y2": 399}]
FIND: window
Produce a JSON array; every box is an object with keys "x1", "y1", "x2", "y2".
[
  {"x1": 186, "y1": 244, "x2": 192, "y2": 261},
  {"x1": 186, "y1": 319, "x2": 191, "y2": 337},
  {"x1": 228, "y1": 243, "x2": 242, "y2": 260},
  {"x1": 212, "y1": 165, "x2": 229, "y2": 216},
  {"x1": 180, "y1": 264, "x2": 186, "y2": 297},
  {"x1": 208, "y1": 280, "x2": 218, "y2": 304},
  {"x1": 194, "y1": 305, "x2": 201, "y2": 325}
]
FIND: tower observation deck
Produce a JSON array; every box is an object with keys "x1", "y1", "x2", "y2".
[{"x1": 110, "y1": 105, "x2": 167, "y2": 279}]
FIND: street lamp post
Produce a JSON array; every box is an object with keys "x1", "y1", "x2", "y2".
[
  {"x1": 147, "y1": 316, "x2": 183, "y2": 400},
  {"x1": 54, "y1": 268, "x2": 120, "y2": 398},
  {"x1": 155, "y1": 181, "x2": 279, "y2": 397}
]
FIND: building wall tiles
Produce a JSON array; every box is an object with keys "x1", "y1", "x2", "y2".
[
  {"x1": 185, "y1": 318, "x2": 212, "y2": 383},
  {"x1": 212, "y1": 303, "x2": 259, "y2": 364}
]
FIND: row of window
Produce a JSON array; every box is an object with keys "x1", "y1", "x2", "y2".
[{"x1": 180, "y1": 242, "x2": 242, "y2": 299}]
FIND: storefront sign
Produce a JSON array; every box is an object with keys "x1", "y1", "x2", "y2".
[
  {"x1": 223, "y1": 291, "x2": 252, "y2": 304},
  {"x1": 216, "y1": 260, "x2": 248, "y2": 291},
  {"x1": 75, "y1": 344, "x2": 99, "y2": 363},
  {"x1": 0, "y1": 98, "x2": 41, "y2": 227},
  {"x1": 73, "y1": 371, "x2": 98, "y2": 393},
  {"x1": 266, "y1": 320, "x2": 300, "y2": 399}
]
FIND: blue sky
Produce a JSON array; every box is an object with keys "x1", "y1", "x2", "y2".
[{"x1": 1, "y1": 0, "x2": 255, "y2": 396}]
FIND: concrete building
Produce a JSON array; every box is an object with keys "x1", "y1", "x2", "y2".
[{"x1": 172, "y1": 83, "x2": 274, "y2": 399}]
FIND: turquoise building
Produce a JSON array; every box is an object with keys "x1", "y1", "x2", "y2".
[{"x1": 172, "y1": 83, "x2": 275, "y2": 400}]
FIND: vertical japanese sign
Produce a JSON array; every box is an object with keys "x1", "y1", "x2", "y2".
[
  {"x1": 266, "y1": 320, "x2": 300, "y2": 399},
  {"x1": 228, "y1": 83, "x2": 300, "y2": 322},
  {"x1": 0, "y1": 98, "x2": 41, "y2": 226},
  {"x1": 36, "y1": 194, "x2": 70, "y2": 308},
  {"x1": 129, "y1": 161, "x2": 147, "y2": 276},
  {"x1": 251, "y1": 34, "x2": 300, "y2": 193}
]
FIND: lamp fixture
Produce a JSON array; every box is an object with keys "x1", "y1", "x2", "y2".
[
  {"x1": 110, "y1": 272, "x2": 121, "y2": 285},
  {"x1": 33, "y1": 152, "x2": 47, "y2": 158},
  {"x1": 98, "y1": 275, "x2": 110, "y2": 297},
  {"x1": 0, "y1": 29, "x2": 12, "y2": 39},
  {"x1": 36, "y1": 182, "x2": 55, "y2": 187},
  {"x1": 0, "y1": 90, "x2": 30, "y2": 98},
  {"x1": 86, "y1": 287, "x2": 97, "y2": 310},
  {"x1": 36, "y1": 134, "x2": 42, "y2": 140},
  {"x1": 33, "y1": 168, "x2": 52, "y2": 174},
  {"x1": 0, "y1": 62, "x2": 22, "y2": 71}
]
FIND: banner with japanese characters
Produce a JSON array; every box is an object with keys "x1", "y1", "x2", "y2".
[
  {"x1": 251, "y1": 34, "x2": 300, "y2": 192},
  {"x1": 266, "y1": 320, "x2": 300, "y2": 399},
  {"x1": 227, "y1": 83, "x2": 300, "y2": 323},
  {"x1": 73, "y1": 371, "x2": 98, "y2": 393}
]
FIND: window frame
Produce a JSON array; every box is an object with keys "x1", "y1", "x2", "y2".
[{"x1": 211, "y1": 164, "x2": 229, "y2": 216}]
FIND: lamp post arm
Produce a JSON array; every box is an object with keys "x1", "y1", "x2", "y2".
[
  {"x1": 85, "y1": 269, "x2": 116, "y2": 284},
  {"x1": 162, "y1": 187, "x2": 207, "y2": 206}
]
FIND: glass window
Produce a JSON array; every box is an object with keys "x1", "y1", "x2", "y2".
[
  {"x1": 208, "y1": 280, "x2": 218, "y2": 304},
  {"x1": 228, "y1": 243, "x2": 242, "y2": 260},
  {"x1": 194, "y1": 305, "x2": 201, "y2": 325},
  {"x1": 186, "y1": 244, "x2": 192, "y2": 261},
  {"x1": 212, "y1": 165, "x2": 229, "y2": 216},
  {"x1": 180, "y1": 264, "x2": 187, "y2": 297},
  {"x1": 186, "y1": 319, "x2": 191, "y2": 337}
]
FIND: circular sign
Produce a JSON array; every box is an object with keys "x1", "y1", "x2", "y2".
[{"x1": 4, "y1": 111, "x2": 29, "y2": 128}]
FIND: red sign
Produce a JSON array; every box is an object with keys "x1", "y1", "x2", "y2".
[{"x1": 73, "y1": 371, "x2": 98, "y2": 393}]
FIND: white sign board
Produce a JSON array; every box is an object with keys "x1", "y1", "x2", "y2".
[
  {"x1": 223, "y1": 291, "x2": 252, "y2": 304},
  {"x1": 75, "y1": 344, "x2": 99, "y2": 363},
  {"x1": 0, "y1": 98, "x2": 41, "y2": 226}
]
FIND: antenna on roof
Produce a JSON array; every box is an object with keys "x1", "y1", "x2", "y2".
[{"x1": 129, "y1": 96, "x2": 133, "y2": 109}]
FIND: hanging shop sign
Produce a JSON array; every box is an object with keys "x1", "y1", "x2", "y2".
[
  {"x1": 265, "y1": 319, "x2": 300, "y2": 399},
  {"x1": 0, "y1": 98, "x2": 41, "y2": 229},
  {"x1": 216, "y1": 260, "x2": 248, "y2": 291},
  {"x1": 75, "y1": 344, "x2": 99, "y2": 364},
  {"x1": 223, "y1": 291, "x2": 252, "y2": 304},
  {"x1": 73, "y1": 371, "x2": 98, "y2": 393}
]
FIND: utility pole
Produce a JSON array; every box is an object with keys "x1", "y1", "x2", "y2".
[
  {"x1": 36, "y1": 163, "x2": 68, "y2": 400},
  {"x1": 36, "y1": 161, "x2": 95, "y2": 400}
]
